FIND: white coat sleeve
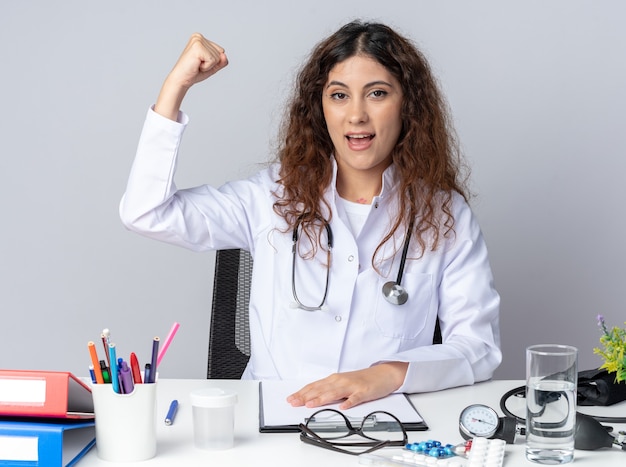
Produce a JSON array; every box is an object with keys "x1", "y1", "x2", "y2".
[
  {"x1": 384, "y1": 198, "x2": 501, "y2": 394},
  {"x1": 119, "y1": 108, "x2": 253, "y2": 251}
]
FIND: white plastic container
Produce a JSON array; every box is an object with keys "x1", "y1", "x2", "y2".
[{"x1": 190, "y1": 387, "x2": 238, "y2": 450}]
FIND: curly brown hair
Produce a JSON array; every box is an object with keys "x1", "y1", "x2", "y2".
[{"x1": 274, "y1": 20, "x2": 469, "y2": 263}]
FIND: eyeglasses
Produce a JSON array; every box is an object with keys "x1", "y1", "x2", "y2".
[{"x1": 298, "y1": 408, "x2": 408, "y2": 455}]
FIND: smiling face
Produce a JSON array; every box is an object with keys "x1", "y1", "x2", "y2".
[{"x1": 322, "y1": 55, "x2": 403, "y2": 187}]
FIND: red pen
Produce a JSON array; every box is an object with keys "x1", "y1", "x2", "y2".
[{"x1": 130, "y1": 352, "x2": 142, "y2": 384}]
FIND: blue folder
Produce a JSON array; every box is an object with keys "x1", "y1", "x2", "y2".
[{"x1": 0, "y1": 418, "x2": 95, "y2": 467}]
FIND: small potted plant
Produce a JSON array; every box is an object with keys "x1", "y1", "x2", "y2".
[{"x1": 594, "y1": 315, "x2": 626, "y2": 383}]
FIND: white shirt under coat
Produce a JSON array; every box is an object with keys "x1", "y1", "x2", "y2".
[{"x1": 120, "y1": 108, "x2": 502, "y2": 394}]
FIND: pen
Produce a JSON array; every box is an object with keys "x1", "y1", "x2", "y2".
[
  {"x1": 103, "y1": 329, "x2": 112, "y2": 366},
  {"x1": 101, "y1": 333, "x2": 110, "y2": 368},
  {"x1": 87, "y1": 342, "x2": 104, "y2": 384},
  {"x1": 144, "y1": 363, "x2": 152, "y2": 385},
  {"x1": 108, "y1": 344, "x2": 120, "y2": 393},
  {"x1": 88, "y1": 365, "x2": 96, "y2": 384},
  {"x1": 147, "y1": 337, "x2": 159, "y2": 383},
  {"x1": 130, "y1": 352, "x2": 142, "y2": 384},
  {"x1": 165, "y1": 399, "x2": 179, "y2": 425},
  {"x1": 157, "y1": 322, "x2": 180, "y2": 368}
]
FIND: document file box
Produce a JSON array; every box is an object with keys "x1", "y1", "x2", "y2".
[
  {"x1": 0, "y1": 371, "x2": 93, "y2": 419},
  {"x1": 0, "y1": 418, "x2": 95, "y2": 467}
]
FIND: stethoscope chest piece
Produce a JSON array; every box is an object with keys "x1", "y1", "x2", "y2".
[
  {"x1": 381, "y1": 219, "x2": 414, "y2": 306},
  {"x1": 382, "y1": 281, "x2": 409, "y2": 305}
]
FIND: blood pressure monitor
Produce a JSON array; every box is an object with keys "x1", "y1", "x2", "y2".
[
  {"x1": 459, "y1": 404, "x2": 500, "y2": 438},
  {"x1": 459, "y1": 404, "x2": 518, "y2": 443}
]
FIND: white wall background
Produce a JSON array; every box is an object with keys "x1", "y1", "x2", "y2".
[{"x1": 1, "y1": 0, "x2": 624, "y2": 382}]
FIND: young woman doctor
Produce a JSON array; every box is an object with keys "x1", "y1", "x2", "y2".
[{"x1": 120, "y1": 21, "x2": 501, "y2": 410}]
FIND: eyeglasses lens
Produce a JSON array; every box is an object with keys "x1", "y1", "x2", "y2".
[
  {"x1": 303, "y1": 409, "x2": 406, "y2": 455},
  {"x1": 360, "y1": 412, "x2": 405, "y2": 443},
  {"x1": 306, "y1": 410, "x2": 352, "y2": 439}
]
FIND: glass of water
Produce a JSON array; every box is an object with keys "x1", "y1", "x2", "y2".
[{"x1": 525, "y1": 344, "x2": 578, "y2": 464}]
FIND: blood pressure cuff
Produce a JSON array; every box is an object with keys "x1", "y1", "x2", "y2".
[{"x1": 577, "y1": 368, "x2": 626, "y2": 406}]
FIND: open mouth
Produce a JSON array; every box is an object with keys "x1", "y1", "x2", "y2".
[
  {"x1": 346, "y1": 133, "x2": 375, "y2": 150},
  {"x1": 346, "y1": 134, "x2": 374, "y2": 142}
]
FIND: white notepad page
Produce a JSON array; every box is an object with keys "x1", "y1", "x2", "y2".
[{"x1": 260, "y1": 380, "x2": 423, "y2": 428}]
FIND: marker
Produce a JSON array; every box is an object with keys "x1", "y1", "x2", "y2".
[
  {"x1": 157, "y1": 322, "x2": 180, "y2": 368},
  {"x1": 147, "y1": 337, "x2": 159, "y2": 383},
  {"x1": 108, "y1": 344, "x2": 120, "y2": 393},
  {"x1": 100, "y1": 360, "x2": 111, "y2": 384},
  {"x1": 119, "y1": 361, "x2": 134, "y2": 394},
  {"x1": 87, "y1": 342, "x2": 104, "y2": 384},
  {"x1": 165, "y1": 399, "x2": 179, "y2": 425},
  {"x1": 130, "y1": 352, "x2": 142, "y2": 384},
  {"x1": 88, "y1": 365, "x2": 96, "y2": 384}
]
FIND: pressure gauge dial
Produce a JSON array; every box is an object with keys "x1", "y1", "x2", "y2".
[{"x1": 459, "y1": 404, "x2": 500, "y2": 439}]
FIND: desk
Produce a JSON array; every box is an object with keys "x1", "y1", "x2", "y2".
[{"x1": 79, "y1": 379, "x2": 625, "y2": 466}]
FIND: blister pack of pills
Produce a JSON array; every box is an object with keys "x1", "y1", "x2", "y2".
[
  {"x1": 465, "y1": 437, "x2": 506, "y2": 467},
  {"x1": 358, "y1": 437, "x2": 505, "y2": 467}
]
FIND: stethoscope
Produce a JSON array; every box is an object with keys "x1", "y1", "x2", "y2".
[{"x1": 291, "y1": 217, "x2": 414, "y2": 310}]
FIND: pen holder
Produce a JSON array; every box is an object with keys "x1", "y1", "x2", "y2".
[{"x1": 91, "y1": 382, "x2": 157, "y2": 462}]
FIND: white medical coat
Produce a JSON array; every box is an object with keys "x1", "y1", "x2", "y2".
[{"x1": 120, "y1": 108, "x2": 502, "y2": 394}]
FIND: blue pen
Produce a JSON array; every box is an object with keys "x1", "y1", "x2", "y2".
[
  {"x1": 109, "y1": 343, "x2": 120, "y2": 393},
  {"x1": 88, "y1": 365, "x2": 96, "y2": 384},
  {"x1": 144, "y1": 363, "x2": 152, "y2": 385},
  {"x1": 165, "y1": 399, "x2": 178, "y2": 425}
]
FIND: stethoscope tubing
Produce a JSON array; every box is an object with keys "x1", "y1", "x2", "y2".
[
  {"x1": 291, "y1": 217, "x2": 333, "y2": 311},
  {"x1": 394, "y1": 219, "x2": 414, "y2": 285},
  {"x1": 291, "y1": 216, "x2": 414, "y2": 310}
]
